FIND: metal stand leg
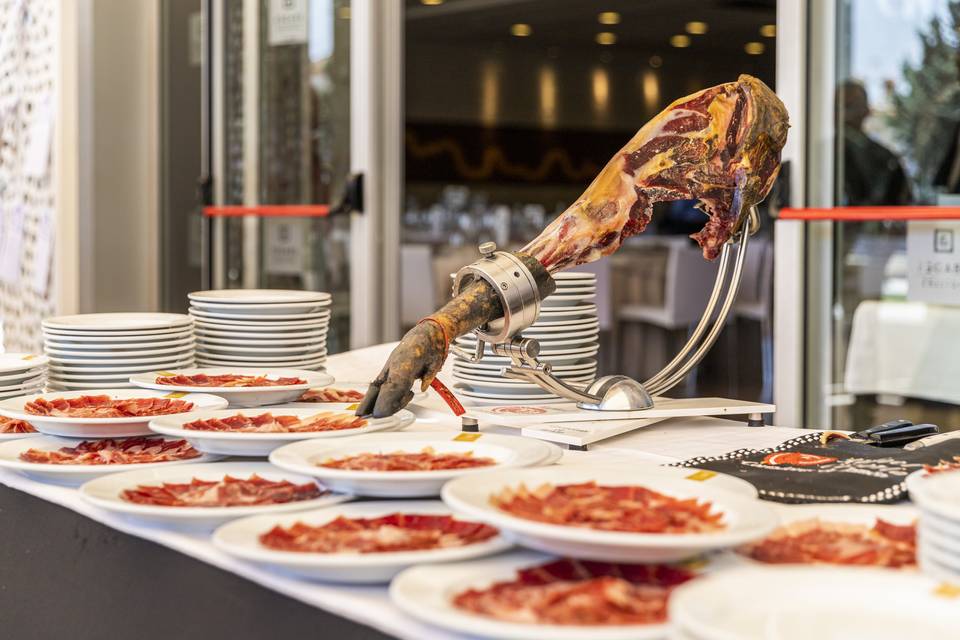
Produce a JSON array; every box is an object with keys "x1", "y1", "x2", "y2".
[{"x1": 747, "y1": 412, "x2": 765, "y2": 427}]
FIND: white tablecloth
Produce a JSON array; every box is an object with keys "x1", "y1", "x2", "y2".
[
  {"x1": 0, "y1": 342, "x2": 805, "y2": 640},
  {"x1": 844, "y1": 300, "x2": 960, "y2": 404}
]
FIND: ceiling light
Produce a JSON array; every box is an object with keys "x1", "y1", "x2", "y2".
[
  {"x1": 511, "y1": 23, "x2": 532, "y2": 37},
  {"x1": 685, "y1": 21, "x2": 708, "y2": 35},
  {"x1": 669, "y1": 34, "x2": 691, "y2": 48},
  {"x1": 598, "y1": 11, "x2": 621, "y2": 25},
  {"x1": 420, "y1": 0, "x2": 445, "y2": 5},
  {"x1": 759, "y1": 24, "x2": 776, "y2": 38},
  {"x1": 744, "y1": 41, "x2": 765, "y2": 55},
  {"x1": 649, "y1": 55, "x2": 663, "y2": 68},
  {"x1": 596, "y1": 32, "x2": 617, "y2": 45}
]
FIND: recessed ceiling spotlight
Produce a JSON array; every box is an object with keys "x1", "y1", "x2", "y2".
[
  {"x1": 596, "y1": 32, "x2": 617, "y2": 45},
  {"x1": 420, "y1": 0, "x2": 445, "y2": 5},
  {"x1": 598, "y1": 11, "x2": 621, "y2": 25},
  {"x1": 759, "y1": 24, "x2": 776, "y2": 38},
  {"x1": 670, "y1": 34, "x2": 691, "y2": 48},
  {"x1": 511, "y1": 23, "x2": 532, "y2": 37},
  {"x1": 649, "y1": 55, "x2": 663, "y2": 68},
  {"x1": 744, "y1": 41, "x2": 765, "y2": 55},
  {"x1": 685, "y1": 21, "x2": 708, "y2": 35}
]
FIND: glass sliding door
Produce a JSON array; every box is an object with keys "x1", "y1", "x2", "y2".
[
  {"x1": 803, "y1": 0, "x2": 960, "y2": 430},
  {"x1": 207, "y1": 0, "x2": 381, "y2": 354}
]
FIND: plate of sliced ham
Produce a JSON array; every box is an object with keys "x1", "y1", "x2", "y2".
[
  {"x1": 0, "y1": 389, "x2": 228, "y2": 438},
  {"x1": 390, "y1": 551, "x2": 693, "y2": 640},
  {"x1": 441, "y1": 465, "x2": 778, "y2": 563},
  {"x1": 129, "y1": 367, "x2": 333, "y2": 407},
  {"x1": 269, "y1": 432, "x2": 562, "y2": 498},
  {"x1": 79, "y1": 461, "x2": 350, "y2": 529},
  {"x1": 0, "y1": 415, "x2": 38, "y2": 440},
  {"x1": 0, "y1": 435, "x2": 220, "y2": 484},
  {"x1": 282, "y1": 383, "x2": 428, "y2": 407},
  {"x1": 213, "y1": 500, "x2": 511, "y2": 583},
  {"x1": 148, "y1": 405, "x2": 413, "y2": 456}
]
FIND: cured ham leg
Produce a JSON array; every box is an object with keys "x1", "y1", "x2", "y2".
[{"x1": 359, "y1": 74, "x2": 788, "y2": 418}]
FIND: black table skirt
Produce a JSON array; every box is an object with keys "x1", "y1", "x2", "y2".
[{"x1": 0, "y1": 485, "x2": 394, "y2": 640}]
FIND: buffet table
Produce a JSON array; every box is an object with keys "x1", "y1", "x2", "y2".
[{"x1": 1, "y1": 342, "x2": 806, "y2": 640}]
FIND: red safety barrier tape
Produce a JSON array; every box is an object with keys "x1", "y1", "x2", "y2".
[
  {"x1": 780, "y1": 206, "x2": 960, "y2": 221},
  {"x1": 203, "y1": 205, "x2": 331, "y2": 217}
]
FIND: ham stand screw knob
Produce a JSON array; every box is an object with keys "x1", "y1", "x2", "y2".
[{"x1": 479, "y1": 242, "x2": 497, "y2": 258}]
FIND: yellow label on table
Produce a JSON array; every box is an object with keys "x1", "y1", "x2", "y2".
[
  {"x1": 164, "y1": 392, "x2": 188, "y2": 399},
  {"x1": 157, "y1": 371, "x2": 176, "y2": 377},
  {"x1": 23, "y1": 355, "x2": 38, "y2": 360},
  {"x1": 686, "y1": 470, "x2": 717, "y2": 482},
  {"x1": 678, "y1": 556, "x2": 709, "y2": 571},
  {"x1": 345, "y1": 403, "x2": 359, "y2": 411},
  {"x1": 454, "y1": 433, "x2": 482, "y2": 442},
  {"x1": 933, "y1": 582, "x2": 960, "y2": 599}
]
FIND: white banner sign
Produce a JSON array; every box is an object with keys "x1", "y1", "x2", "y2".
[
  {"x1": 907, "y1": 220, "x2": 960, "y2": 306},
  {"x1": 268, "y1": 0, "x2": 308, "y2": 46}
]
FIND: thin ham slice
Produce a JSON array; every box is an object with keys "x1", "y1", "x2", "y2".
[
  {"x1": 155, "y1": 374, "x2": 306, "y2": 387},
  {"x1": 19, "y1": 437, "x2": 200, "y2": 465},
  {"x1": 120, "y1": 474, "x2": 325, "y2": 507},
  {"x1": 24, "y1": 395, "x2": 194, "y2": 418},
  {"x1": 183, "y1": 411, "x2": 367, "y2": 433},
  {"x1": 318, "y1": 447, "x2": 496, "y2": 471}
]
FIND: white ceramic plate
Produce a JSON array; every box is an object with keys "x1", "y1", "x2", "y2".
[
  {"x1": 129, "y1": 368, "x2": 334, "y2": 408},
  {"x1": 669, "y1": 565, "x2": 960, "y2": 640},
  {"x1": 45, "y1": 342, "x2": 196, "y2": 358},
  {"x1": 516, "y1": 321, "x2": 600, "y2": 335},
  {"x1": 0, "y1": 353, "x2": 49, "y2": 374},
  {"x1": 549, "y1": 286, "x2": 597, "y2": 295},
  {"x1": 47, "y1": 358, "x2": 196, "y2": 374},
  {"x1": 198, "y1": 343, "x2": 325, "y2": 356},
  {"x1": 442, "y1": 465, "x2": 779, "y2": 562},
  {"x1": 0, "y1": 387, "x2": 45, "y2": 401},
  {"x1": 452, "y1": 358, "x2": 597, "y2": 374},
  {"x1": 189, "y1": 289, "x2": 332, "y2": 305},
  {"x1": 196, "y1": 334, "x2": 326, "y2": 347},
  {"x1": 537, "y1": 303, "x2": 597, "y2": 317},
  {"x1": 554, "y1": 272, "x2": 597, "y2": 281},
  {"x1": 190, "y1": 301, "x2": 330, "y2": 314},
  {"x1": 46, "y1": 380, "x2": 136, "y2": 390},
  {"x1": 390, "y1": 550, "x2": 669, "y2": 640},
  {"x1": 452, "y1": 369, "x2": 596, "y2": 385},
  {"x1": 149, "y1": 405, "x2": 411, "y2": 456},
  {"x1": 213, "y1": 500, "x2": 511, "y2": 583},
  {"x1": 455, "y1": 387, "x2": 560, "y2": 401},
  {"x1": 48, "y1": 352, "x2": 196, "y2": 366},
  {"x1": 195, "y1": 356, "x2": 327, "y2": 370},
  {"x1": 452, "y1": 373, "x2": 592, "y2": 392},
  {"x1": 0, "y1": 367, "x2": 47, "y2": 384},
  {"x1": 195, "y1": 327, "x2": 327, "y2": 340},
  {"x1": 43, "y1": 329, "x2": 193, "y2": 343},
  {"x1": 0, "y1": 435, "x2": 221, "y2": 485},
  {"x1": 79, "y1": 461, "x2": 349, "y2": 530},
  {"x1": 0, "y1": 389, "x2": 228, "y2": 438},
  {"x1": 194, "y1": 317, "x2": 331, "y2": 331},
  {"x1": 0, "y1": 376, "x2": 46, "y2": 393},
  {"x1": 278, "y1": 382, "x2": 428, "y2": 407},
  {"x1": 42, "y1": 313, "x2": 192, "y2": 332},
  {"x1": 906, "y1": 470, "x2": 960, "y2": 520},
  {"x1": 457, "y1": 333, "x2": 599, "y2": 348},
  {"x1": 190, "y1": 308, "x2": 331, "y2": 322},
  {"x1": 44, "y1": 335, "x2": 195, "y2": 351},
  {"x1": 541, "y1": 293, "x2": 597, "y2": 305},
  {"x1": 269, "y1": 432, "x2": 562, "y2": 498}
]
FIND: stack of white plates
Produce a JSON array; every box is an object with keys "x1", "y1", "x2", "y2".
[
  {"x1": 452, "y1": 272, "x2": 599, "y2": 401},
  {"x1": 907, "y1": 468, "x2": 960, "y2": 581},
  {"x1": 0, "y1": 353, "x2": 48, "y2": 400},
  {"x1": 188, "y1": 290, "x2": 331, "y2": 370},
  {"x1": 42, "y1": 313, "x2": 194, "y2": 390}
]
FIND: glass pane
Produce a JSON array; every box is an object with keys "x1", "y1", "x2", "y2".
[
  {"x1": 831, "y1": 0, "x2": 960, "y2": 428},
  {"x1": 215, "y1": 0, "x2": 351, "y2": 353},
  {"x1": 402, "y1": 0, "x2": 776, "y2": 400}
]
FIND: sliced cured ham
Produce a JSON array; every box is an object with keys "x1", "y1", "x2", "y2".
[
  {"x1": 259, "y1": 513, "x2": 498, "y2": 553},
  {"x1": 739, "y1": 518, "x2": 916, "y2": 568},
  {"x1": 924, "y1": 456, "x2": 960, "y2": 475},
  {"x1": 298, "y1": 388, "x2": 365, "y2": 403},
  {"x1": 19, "y1": 437, "x2": 200, "y2": 465},
  {"x1": 453, "y1": 558, "x2": 695, "y2": 625},
  {"x1": 183, "y1": 411, "x2": 367, "y2": 433},
  {"x1": 0, "y1": 415, "x2": 35, "y2": 434},
  {"x1": 491, "y1": 481, "x2": 725, "y2": 533},
  {"x1": 318, "y1": 447, "x2": 496, "y2": 471},
  {"x1": 24, "y1": 395, "x2": 195, "y2": 418},
  {"x1": 120, "y1": 474, "x2": 324, "y2": 507},
  {"x1": 156, "y1": 373, "x2": 306, "y2": 387}
]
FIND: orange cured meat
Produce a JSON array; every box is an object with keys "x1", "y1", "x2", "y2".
[
  {"x1": 19, "y1": 437, "x2": 200, "y2": 465},
  {"x1": 298, "y1": 388, "x2": 365, "y2": 403},
  {"x1": 183, "y1": 411, "x2": 367, "y2": 433},
  {"x1": 740, "y1": 518, "x2": 916, "y2": 568},
  {"x1": 259, "y1": 513, "x2": 498, "y2": 553},
  {"x1": 24, "y1": 395, "x2": 195, "y2": 418},
  {"x1": 156, "y1": 373, "x2": 306, "y2": 387},
  {"x1": 318, "y1": 447, "x2": 496, "y2": 471},
  {"x1": 0, "y1": 415, "x2": 35, "y2": 433},
  {"x1": 120, "y1": 474, "x2": 324, "y2": 507},
  {"x1": 453, "y1": 558, "x2": 695, "y2": 626},
  {"x1": 492, "y1": 481, "x2": 725, "y2": 534}
]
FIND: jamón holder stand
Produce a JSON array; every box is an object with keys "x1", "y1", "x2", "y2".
[{"x1": 450, "y1": 206, "x2": 762, "y2": 411}]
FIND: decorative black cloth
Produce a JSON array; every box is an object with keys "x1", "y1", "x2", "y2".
[{"x1": 675, "y1": 432, "x2": 960, "y2": 504}]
